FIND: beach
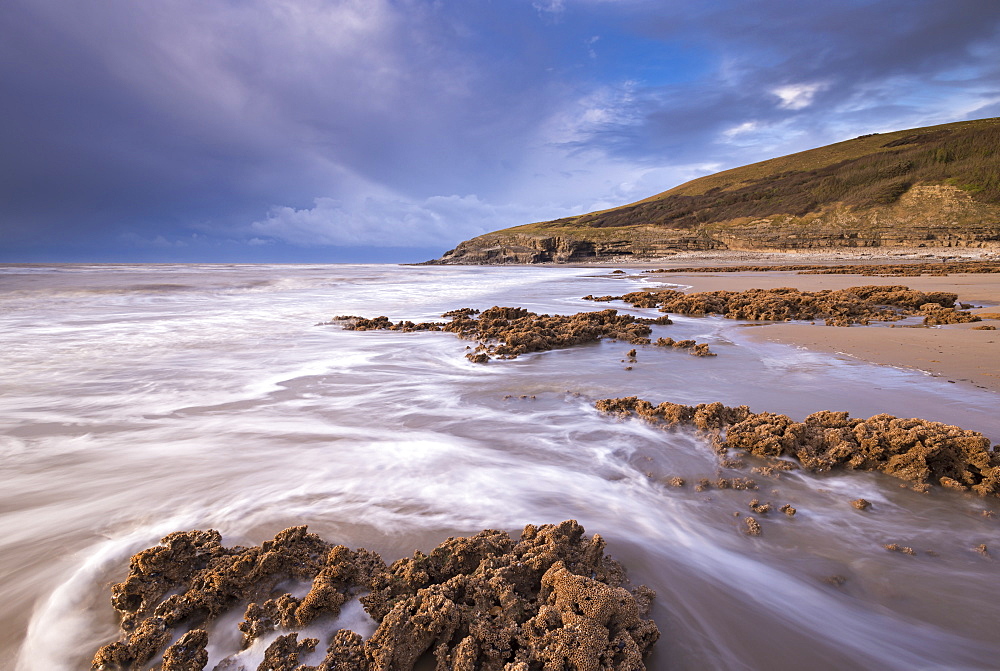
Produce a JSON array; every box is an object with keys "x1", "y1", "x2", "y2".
[
  {"x1": 659, "y1": 267, "x2": 999, "y2": 393},
  {"x1": 579, "y1": 248, "x2": 1000, "y2": 393},
  {"x1": 4, "y1": 261, "x2": 1000, "y2": 670}
]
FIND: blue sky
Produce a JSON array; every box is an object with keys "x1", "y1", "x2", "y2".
[{"x1": 2, "y1": 0, "x2": 999, "y2": 262}]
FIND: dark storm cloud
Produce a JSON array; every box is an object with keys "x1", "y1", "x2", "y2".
[
  {"x1": 0, "y1": 0, "x2": 571, "y2": 255},
  {"x1": 0, "y1": 1, "x2": 323, "y2": 246},
  {"x1": 1, "y1": 0, "x2": 998, "y2": 260}
]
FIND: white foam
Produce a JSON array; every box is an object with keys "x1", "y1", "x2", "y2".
[{"x1": 5, "y1": 263, "x2": 1000, "y2": 669}]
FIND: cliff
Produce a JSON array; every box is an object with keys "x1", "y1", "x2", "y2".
[{"x1": 429, "y1": 117, "x2": 1000, "y2": 264}]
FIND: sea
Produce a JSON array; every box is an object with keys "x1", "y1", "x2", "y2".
[{"x1": 2, "y1": 263, "x2": 999, "y2": 670}]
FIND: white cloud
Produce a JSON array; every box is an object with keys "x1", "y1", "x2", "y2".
[
  {"x1": 722, "y1": 120, "x2": 759, "y2": 139},
  {"x1": 771, "y1": 82, "x2": 827, "y2": 110},
  {"x1": 250, "y1": 193, "x2": 569, "y2": 248},
  {"x1": 586, "y1": 35, "x2": 600, "y2": 59},
  {"x1": 533, "y1": 0, "x2": 566, "y2": 14}
]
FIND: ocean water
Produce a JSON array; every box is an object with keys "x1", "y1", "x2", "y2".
[{"x1": 2, "y1": 263, "x2": 999, "y2": 670}]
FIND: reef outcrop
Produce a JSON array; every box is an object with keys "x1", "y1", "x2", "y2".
[
  {"x1": 596, "y1": 397, "x2": 1000, "y2": 496},
  {"x1": 92, "y1": 521, "x2": 659, "y2": 671},
  {"x1": 333, "y1": 306, "x2": 683, "y2": 363},
  {"x1": 618, "y1": 285, "x2": 978, "y2": 326}
]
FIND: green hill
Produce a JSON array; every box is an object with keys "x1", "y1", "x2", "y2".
[{"x1": 431, "y1": 117, "x2": 1000, "y2": 264}]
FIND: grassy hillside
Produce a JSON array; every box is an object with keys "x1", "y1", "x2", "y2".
[
  {"x1": 515, "y1": 117, "x2": 1000, "y2": 236},
  {"x1": 433, "y1": 117, "x2": 1000, "y2": 263}
]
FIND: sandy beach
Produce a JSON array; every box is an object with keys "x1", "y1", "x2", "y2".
[
  {"x1": 598, "y1": 248, "x2": 1000, "y2": 393},
  {"x1": 6, "y1": 262, "x2": 1000, "y2": 670}
]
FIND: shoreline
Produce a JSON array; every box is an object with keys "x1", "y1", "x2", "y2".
[
  {"x1": 598, "y1": 251, "x2": 1000, "y2": 394},
  {"x1": 433, "y1": 248, "x2": 1000, "y2": 394},
  {"x1": 545, "y1": 246, "x2": 1000, "y2": 269}
]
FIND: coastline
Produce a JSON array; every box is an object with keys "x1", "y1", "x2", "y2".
[
  {"x1": 8, "y1": 262, "x2": 1000, "y2": 670},
  {"x1": 555, "y1": 248, "x2": 1000, "y2": 394}
]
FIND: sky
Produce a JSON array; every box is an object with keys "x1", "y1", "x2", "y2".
[{"x1": 2, "y1": 0, "x2": 999, "y2": 263}]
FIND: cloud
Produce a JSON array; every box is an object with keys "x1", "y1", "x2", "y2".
[
  {"x1": 772, "y1": 82, "x2": 827, "y2": 110},
  {"x1": 0, "y1": 0, "x2": 569, "y2": 243},
  {"x1": 2, "y1": 0, "x2": 999, "y2": 259},
  {"x1": 533, "y1": 0, "x2": 567, "y2": 15},
  {"x1": 250, "y1": 193, "x2": 578, "y2": 249},
  {"x1": 566, "y1": 0, "x2": 1000, "y2": 165}
]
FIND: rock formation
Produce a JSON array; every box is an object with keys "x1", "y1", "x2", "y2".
[
  {"x1": 332, "y1": 306, "x2": 680, "y2": 362},
  {"x1": 92, "y1": 521, "x2": 659, "y2": 671},
  {"x1": 596, "y1": 397, "x2": 1000, "y2": 496},
  {"x1": 618, "y1": 285, "x2": 977, "y2": 326},
  {"x1": 642, "y1": 260, "x2": 1000, "y2": 277}
]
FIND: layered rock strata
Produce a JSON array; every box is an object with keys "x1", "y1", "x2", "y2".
[
  {"x1": 643, "y1": 260, "x2": 1000, "y2": 276},
  {"x1": 428, "y1": 184, "x2": 1000, "y2": 265}
]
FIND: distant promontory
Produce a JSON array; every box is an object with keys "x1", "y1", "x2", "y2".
[{"x1": 428, "y1": 117, "x2": 1000, "y2": 264}]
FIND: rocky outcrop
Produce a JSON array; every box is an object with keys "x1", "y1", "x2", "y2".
[
  {"x1": 430, "y1": 187, "x2": 1000, "y2": 264},
  {"x1": 618, "y1": 284, "x2": 978, "y2": 326},
  {"x1": 695, "y1": 186, "x2": 1000, "y2": 251},
  {"x1": 642, "y1": 260, "x2": 1000, "y2": 276},
  {"x1": 92, "y1": 521, "x2": 659, "y2": 671},
  {"x1": 427, "y1": 115, "x2": 1000, "y2": 268},
  {"x1": 596, "y1": 397, "x2": 1000, "y2": 496},
  {"x1": 427, "y1": 229, "x2": 723, "y2": 265},
  {"x1": 332, "y1": 306, "x2": 680, "y2": 362}
]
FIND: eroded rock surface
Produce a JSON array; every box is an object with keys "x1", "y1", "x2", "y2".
[
  {"x1": 619, "y1": 285, "x2": 977, "y2": 326},
  {"x1": 643, "y1": 260, "x2": 1000, "y2": 277},
  {"x1": 92, "y1": 521, "x2": 659, "y2": 671},
  {"x1": 333, "y1": 306, "x2": 674, "y2": 363},
  {"x1": 596, "y1": 396, "x2": 1000, "y2": 496}
]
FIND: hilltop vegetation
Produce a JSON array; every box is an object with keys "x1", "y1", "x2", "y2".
[
  {"x1": 431, "y1": 117, "x2": 1000, "y2": 264},
  {"x1": 572, "y1": 122, "x2": 1000, "y2": 230}
]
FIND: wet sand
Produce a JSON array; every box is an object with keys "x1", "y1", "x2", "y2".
[
  {"x1": 741, "y1": 320, "x2": 1000, "y2": 393},
  {"x1": 599, "y1": 249, "x2": 1000, "y2": 393},
  {"x1": 8, "y1": 263, "x2": 1000, "y2": 670}
]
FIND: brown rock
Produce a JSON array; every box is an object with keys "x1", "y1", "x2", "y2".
[
  {"x1": 162, "y1": 629, "x2": 208, "y2": 671},
  {"x1": 749, "y1": 499, "x2": 772, "y2": 515},
  {"x1": 92, "y1": 521, "x2": 659, "y2": 671},
  {"x1": 258, "y1": 633, "x2": 318, "y2": 671},
  {"x1": 597, "y1": 397, "x2": 1000, "y2": 498},
  {"x1": 883, "y1": 543, "x2": 916, "y2": 555},
  {"x1": 339, "y1": 306, "x2": 678, "y2": 363},
  {"x1": 311, "y1": 629, "x2": 369, "y2": 671},
  {"x1": 620, "y1": 284, "x2": 976, "y2": 327},
  {"x1": 645, "y1": 261, "x2": 1000, "y2": 277}
]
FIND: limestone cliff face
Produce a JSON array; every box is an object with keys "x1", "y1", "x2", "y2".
[
  {"x1": 432, "y1": 230, "x2": 721, "y2": 265},
  {"x1": 430, "y1": 185, "x2": 1000, "y2": 264},
  {"x1": 707, "y1": 185, "x2": 1000, "y2": 251}
]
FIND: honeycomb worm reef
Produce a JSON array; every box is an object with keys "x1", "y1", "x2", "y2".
[{"x1": 92, "y1": 521, "x2": 659, "y2": 671}]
